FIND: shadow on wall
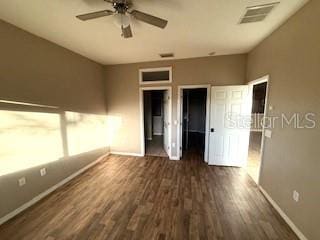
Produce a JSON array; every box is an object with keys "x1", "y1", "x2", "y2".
[{"x1": 0, "y1": 101, "x2": 122, "y2": 176}]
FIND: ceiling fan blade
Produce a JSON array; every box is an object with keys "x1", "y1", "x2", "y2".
[
  {"x1": 130, "y1": 10, "x2": 168, "y2": 29},
  {"x1": 76, "y1": 10, "x2": 114, "y2": 21},
  {"x1": 122, "y1": 25, "x2": 133, "y2": 38}
]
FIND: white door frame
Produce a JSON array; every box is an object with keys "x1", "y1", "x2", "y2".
[
  {"x1": 177, "y1": 85, "x2": 211, "y2": 162},
  {"x1": 139, "y1": 86, "x2": 172, "y2": 159},
  {"x1": 248, "y1": 75, "x2": 270, "y2": 185}
]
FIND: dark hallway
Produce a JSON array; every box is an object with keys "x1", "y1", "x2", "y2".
[{"x1": 182, "y1": 88, "x2": 207, "y2": 161}]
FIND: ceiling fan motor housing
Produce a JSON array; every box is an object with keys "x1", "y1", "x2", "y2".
[{"x1": 113, "y1": 2, "x2": 130, "y2": 14}]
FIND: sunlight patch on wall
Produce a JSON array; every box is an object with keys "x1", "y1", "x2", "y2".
[
  {"x1": 66, "y1": 112, "x2": 108, "y2": 156},
  {"x1": 0, "y1": 108, "x2": 112, "y2": 176},
  {"x1": 0, "y1": 110, "x2": 63, "y2": 176},
  {"x1": 106, "y1": 116, "x2": 122, "y2": 146}
]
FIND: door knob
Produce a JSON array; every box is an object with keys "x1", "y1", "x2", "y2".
[{"x1": 210, "y1": 128, "x2": 215, "y2": 132}]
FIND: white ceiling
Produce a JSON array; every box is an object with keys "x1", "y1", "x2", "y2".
[{"x1": 0, "y1": 0, "x2": 308, "y2": 65}]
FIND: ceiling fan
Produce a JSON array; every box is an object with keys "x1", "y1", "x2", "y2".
[{"x1": 76, "y1": 0, "x2": 168, "y2": 38}]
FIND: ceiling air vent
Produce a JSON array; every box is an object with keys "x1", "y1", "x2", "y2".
[
  {"x1": 160, "y1": 53, "x2": 174, "y2": 58},
  {"x1": 240, "y1": 2, "x2": 279, "y2": 24}
]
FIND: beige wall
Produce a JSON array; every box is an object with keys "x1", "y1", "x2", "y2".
[
  {"x1": 104, "y1": 55, "x2": 247, "y2": 155},
  {"x1": 0, "y1": 20, "x2": 108, "y2": 219},
  {"x1": 247, "y1": 1, "x2": 320, "y2": 239},
  {"x1": 0, "y1": 20, "x2": 106, "y2": 114}
]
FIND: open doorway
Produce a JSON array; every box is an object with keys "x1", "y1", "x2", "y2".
[
  {"x1": 247, "y1": 79, "x2": 268, "y2": 183},
  {"x1": 179, "y1": 87, "x2": 209, "y2": 161},
  {"x1": 142, "y1": 89, "x2": 170, "y2": 157}
]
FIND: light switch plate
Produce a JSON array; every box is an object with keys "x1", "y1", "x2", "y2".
[
  {"x1": 265, "y1": 129, "x2": 272, "y2": 138},
  {"x1": 293, "y1": 190, "x2": 300, "y2": 202}
]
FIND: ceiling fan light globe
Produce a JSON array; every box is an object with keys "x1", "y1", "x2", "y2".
[{"x1": 113, "y1": 13, "x2": 130, "y2": 28}]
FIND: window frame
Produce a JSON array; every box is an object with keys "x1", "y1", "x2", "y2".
[{"x1": 139, "y1": 67, "x2": 172, "y2": 85}]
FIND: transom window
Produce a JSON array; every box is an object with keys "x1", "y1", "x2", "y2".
[{"x1": 139, "y1": 67, "x2": 172, "y2": 84}]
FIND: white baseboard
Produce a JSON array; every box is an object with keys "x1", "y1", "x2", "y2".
[
  {"x1": 0, "y1": 153, "x2": 109, "y2": 226},
  {"x1": 111, "y1": 151, "x2": 179, "y2": 160},
  {"x1": 259, "y1": 186, "x2": 308, "y2": 240},
  {"x1": 110, "y1": 151, "x2": 144, "y2": 157}
]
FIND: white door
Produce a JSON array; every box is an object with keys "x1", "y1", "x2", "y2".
[
  {"x1": 208, "y1": 86, "x2": 252, "y2": 167},
  {"x1": 163, "y1": 90, "x2": 170, "y2": 156}
]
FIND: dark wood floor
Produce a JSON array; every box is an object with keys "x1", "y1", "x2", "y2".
[{"x1": 0, "y1": 154, "x2": 298, "y2": 240}]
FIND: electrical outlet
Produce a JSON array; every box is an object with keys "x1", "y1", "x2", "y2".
[
  {"x1": 265, "y1": 129, "x2": 272, "y2": 138},
  {"x1": 18, "y1": 177, "x2": 26, "y2": 187},
  {"x1": 293, "y1": 190, "x2": 300, "y2": 202},
  {"x1": 40, "y1": 168, "x2": 47, "y2": 176}
]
